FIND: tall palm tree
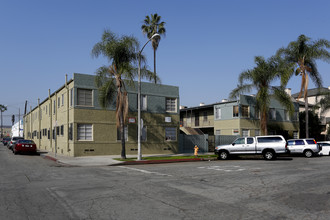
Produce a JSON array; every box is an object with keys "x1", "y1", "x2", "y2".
[
  {"x1": 230, "y1": 56, "x2": 295, "y2": 135},
  {"x1": 141, "y1": 13, "x2": 166, "y2": 78},
  {"x1": 277, "y1": 35, "x2": 330, "y2": 138},
  {"x1": 92, "y1": 30, "x2": 159, "y2": 159},
  {"x1": 0, "y1": 104, "x2": 7, "y2": 138}
]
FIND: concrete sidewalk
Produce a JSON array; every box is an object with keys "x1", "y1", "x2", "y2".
[{"x1": 39, "y1": 151, "x2": 215, "y2": 167}]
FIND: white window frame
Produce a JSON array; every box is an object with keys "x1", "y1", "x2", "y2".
[
  {"x1": 165, "y1": 127, "x2": 177, "y2": 141},
  {"x1": 77, "y1": 124, "x2": 93, "y2": 141},
  {"x1": 242, "y1": 129, "x2": 250, "y2": 137},
  {"x1": 215, "y1": 107, "x2": 221, "y2": 120},
  {"x1": 166, "y1": 98, "x2": 177, "y2": 113},
  {"x1": 141, "y1": 95, "x2": 147, "y2": 111},
  {"x1": 269, "y1": 108, "x2": 276, "y2": 120}
]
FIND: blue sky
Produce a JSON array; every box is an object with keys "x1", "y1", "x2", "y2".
[{"x1": 1, "y1": 0, "x2": 330, "y2": 126}]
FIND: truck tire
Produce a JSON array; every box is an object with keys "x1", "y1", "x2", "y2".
[
  {"x1": 304, "y1": 150, "x2": 313, "y2": 158},
  {"x1": 263, "y1": 150, "x2": 276, "y2": 160},
  {"x1": 218, "y1": 151, "x2": 229, "y2": 160}
]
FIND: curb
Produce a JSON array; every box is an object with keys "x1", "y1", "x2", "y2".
[
  {"x1": 40, "y1": 154, "x2": 58, "y2": 162},
  {"x1": 111, "y1": 157, "x2": 217, "y2": 166}
]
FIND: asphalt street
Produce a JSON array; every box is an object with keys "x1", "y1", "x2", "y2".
[{"x1": 1, "y1": 144, "x2": 330, "y2": 220}]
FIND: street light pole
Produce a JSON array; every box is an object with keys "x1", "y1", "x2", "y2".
[{"x1": 137, "y1": 33, "x2": 160, "y2": 161}]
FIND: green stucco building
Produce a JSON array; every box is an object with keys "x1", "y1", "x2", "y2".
[{"x1": 24, "y1": 73, "x2": 180, "y2": 157}]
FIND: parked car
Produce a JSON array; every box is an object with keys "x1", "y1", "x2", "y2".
[
  {"x1": 214, "y1": 135, "x2": 288, "y2": 160},
  {"x1": 318, "y1": 141, "x2": 330, "y2": 156},
  {"x1": 287, "y1": 139, "x2": 321, "y2": 158},
  {"x1": 13, "y1": 139, "x2": 37, "y2": 155},
  {"x1": 2, "y1": 137, "x2": 11, "y2": 146},
  {"x1": 7, "y1": 137, "x2": 24, "y2": 150}
]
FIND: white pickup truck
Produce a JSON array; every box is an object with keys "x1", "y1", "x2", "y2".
[{"x1": 215, "y1": 135, "x2": 288, "y2": 160}]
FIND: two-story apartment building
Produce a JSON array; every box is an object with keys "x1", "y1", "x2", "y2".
[
  {"x1": 24, "y1": 73, "x2": 180, "y2": 157},
  {"x1": 180, "y1": 95, "x2": 300, "y2": 139}
]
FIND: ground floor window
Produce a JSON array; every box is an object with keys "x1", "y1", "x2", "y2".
[
  {"x1": 215, "y1": 130, "x2": 221, "y2": 135},
  {"x1": 165, "y1": 127, "x2": 177, "y2": 141},
  {"x1": 77, "y1": 124, "x2": 93, "y2": 141},
  {"x1": 117, "y1": 126, "x2": 128, "y2": 141},
  {"x1": 242, "y1": 129, "x2": 249, "y2": 137},
  {"x1": 255, "y1": 129, "x2": 260, "y2": 136},
  {"x1": 293, "y1": 131, "x2": 299, "y2": 139}
]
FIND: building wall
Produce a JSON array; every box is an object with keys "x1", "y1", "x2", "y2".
[{"x1": 24, "y1": 73, "x2": 180, "y2": 157}]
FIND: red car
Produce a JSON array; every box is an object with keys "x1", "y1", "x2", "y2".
[{"x1": 13, "y1": 139, "x2": 37, "y2": 155}]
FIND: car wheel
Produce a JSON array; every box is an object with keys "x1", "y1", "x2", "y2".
[
  {"x1": 304, "y1": 150, "x2": 313, "y2": 158},
  {"x1": 263, "y1": 150, "x2": 276, "y2": 160},
  {"x1": 14, "y1": 150, "x2": 18, "y2": 155},
  {"x1": 218, "y1": 151, "x2": 229, "y2": 160}
]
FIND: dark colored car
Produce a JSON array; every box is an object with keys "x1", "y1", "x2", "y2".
[
  {"x1": 2, "y1": 137, "x2": 11, "y2": 146},
  {"x1": 7, "y1": 137, "x2": 24, "y2": 150},
  {"x1": 13, "y1": 139, "x2": 37, "y2": 155}
]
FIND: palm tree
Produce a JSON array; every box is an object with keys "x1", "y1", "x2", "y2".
[
  {"x1": 91, "y1": 30, "x2": 159, "y2": 159},
  {"x1": 0, "y1": 104, "x2": 7, "y2": 138},
  {"x1": 277, "y1": 35, "x2": 330, "y2": 138},
  {"x1": 229, "y1": 56, "x2": 295, "y2": 135},
  {"x1": 141, "y1": 13, "x2": 166, "y2": 78}
]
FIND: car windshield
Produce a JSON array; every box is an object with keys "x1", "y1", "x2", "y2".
[
  {"x1": 18, "y1": 140, "x2": 35, "y2": 144},
  {"x1": 13, "y1": 137, "x2": 24, "y2": 140}
]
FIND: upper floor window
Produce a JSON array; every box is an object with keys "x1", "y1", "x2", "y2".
[
  {"x1": 141, "y1": 95, "x2": 147, "y2": 111},
  {"x1": 166, "y1": 98, "x2": 177, "y2": 112},
  {"x1": 284, "y1": 110, "x2": 289, "y2": 121},
  {"x1": 215, "y1": 107, "x2": 221, "y2": 120},
  {"x1": 77, "y1": 89, "x2": 93, "y2": 106},
  {"x1": 269, "y1": 108, "x2": 276, "y2": 120},
  {"x1": 58, "y1": 97, "x2": 60, "y2": 108},
  {"x1": 62, "y1": 94, "x2": 64, "y2": 106},
  {"x1": 233, "y1": 106, "x2": 239, "y2": 118},
  {"x1": 241, "y1": 105, "x2": 249, "y2": 118},
  {"x1": 70, "y1": 88, "x2": 73, "y2": 107},
  {"x1": 203, "y1": 111, "x2": 208, "y2": 122}
]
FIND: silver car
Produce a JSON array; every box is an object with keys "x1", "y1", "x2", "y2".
[{"x1": 287, "y1": 138, "x2": 321, "y2": 158}]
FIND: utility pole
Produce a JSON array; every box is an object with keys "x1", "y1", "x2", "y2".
[{"x1": 0, "y1": 104, "x2": 7, "y2": 138}]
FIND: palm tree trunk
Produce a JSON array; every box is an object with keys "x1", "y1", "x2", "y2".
[
  {"x1": 154, "y1": 49, "x2": 156, "y2": 75},
  {"x1": 120, "y1": 111, "x2": 126, "y2": 159},
  {"x1": 305, "y1": 98, "x2": 309, "y2": 138}
]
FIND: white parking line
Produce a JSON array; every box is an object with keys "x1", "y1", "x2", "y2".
[
  {"x1": 197, "y1": 165, "x2": 256, "y2": 172},
  {"x1": 118, "y1": 166, "x2": 172, "y2": 177}
]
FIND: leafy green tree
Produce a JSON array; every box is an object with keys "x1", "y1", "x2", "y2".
[
  {"x1": 299, "y1": 110, "x2": 322, "y2": 140},
  {"x1": 92, "y1": 30, "x2": 159, "y2": 159},
  {"x1": 230, "y1": 56, "x2": 294, "y2": 135},
  {"x1": 277, "y1": 35, "x2": 330, "y2": 138},
  {"x1": 141, "y1": 13, "x2": 166, "y2": 78}
]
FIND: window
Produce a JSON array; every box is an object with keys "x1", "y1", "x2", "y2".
[
  {"x1": 62, "y1": 94, "x2": 64, "y2": 106},
  {"x1": 58, "y1": 97, "x2": 60, "y2": 108},
  {"x1": 46, "y1": 105, "x2": 48, "y2": 114},
  {"x1": 295, "y1": 140, "x2": 305, "y2": 145},
  {"x1": 269, "y1": 108, "x2": 276, "y2": 120},
  {"x1": 241, "y1": 105, "x2": 249, "y2": 118},
  {"x1": 77, "y1": 124, "x2": 93, "y2": 140},
  {"x1": 53, "y1": 100, "x2": 56, "y2": 114},
  {"x1": 247, "y1": 138, "x2": 254, "y2": 144},
  {"x1": 255, "y1": 109, "x2": 260, "y2": 119},
  {"x1": 242, "y1": 129, "x2": 249, "y2": 137},
  {"x1": 142, "y1": 126, "x2": 147, "y2": 142},
  {"x1": 284, "y1": 110, "x2": 289, "y2": 121},
  {"x1": 215, "y1": 130, "x2": 221, "y2": 135},
  {"x1": 165, "y1": 127, "x2": 177, "y2": 141},
  {"x1": 233, "y1": 106, "x2": 239, "y2": 118},
  {"x1": 141, "y1": 95, "x2": 147, "y2": 111},
  {"x1": 233, "y1": 129, "x2": 239, "y2": 135},
  {"x1": 257, "y1": 136, "x2": 283, "y2": 143},
  {"x1": 203, "y1": 112, "x2": 208, "y2": 122},
  {"x1": 56, "y1": 126, "x2": 59, "y2": 136},
  {"x1": 215, "y1": 107, "x2": 221, "y2": 120},
  {"x1": 60, "y1": 125, "x2": 64, "y2": 136},
  {"x1": 255, "y1": 129, "x2": 260, "y2": 136},
  {"x1": 234, "y1": 138, "x2": 245, "y2": 145},
  {"x1": 117, "y1": 126, "x2": 128, "y2": 141},
  {"x1": 166, "y1": 98, "x2": 177, "y2": 112},
  {"x1": 69, "y1": 123, "x2": 73, "y2": 140},
  {"x1": 77, "y1": 89, "x2": 93, "y2": 106},
  {"x1": 293, "y1": 131, "x2": 299, "y2": 139},
  {"x1": 70, "y1": 88, "x2": 73, "y2": 107}
]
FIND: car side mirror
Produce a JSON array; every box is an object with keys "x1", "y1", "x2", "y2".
[{"x1": 232, "y1": 143, "x2": 235, "y2": 146}]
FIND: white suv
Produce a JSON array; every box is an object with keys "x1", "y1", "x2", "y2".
[
  {"x1": 318, "y1": 141, "x2": 330, "y2": 156},
  {"x1": 287, "y1": 139, "x2": 321, "y2": 158}
]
